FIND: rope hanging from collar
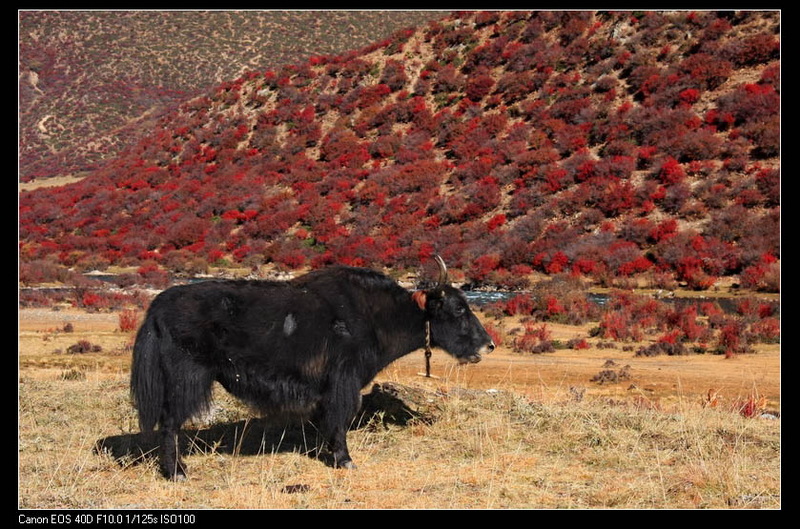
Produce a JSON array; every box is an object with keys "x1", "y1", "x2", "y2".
[
  {"x1": 422, "y1": 254, "x2": 447, "y2": 378},
  {"x1": 424, "y1": 320, "x2": 432, "y2": 377}
]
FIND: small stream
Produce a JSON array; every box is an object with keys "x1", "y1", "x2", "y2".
[
  {"x1": 20, "y1": 273, "x2": 768, "y2": 315},
  {"x1": 463, "y1": 289, "x2": 769, "y2": 314},
  {"x1": 463, "y1": 290, "x2": 610, "y2": 307}
]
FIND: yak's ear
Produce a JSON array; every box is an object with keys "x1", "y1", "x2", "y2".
[{"x1": 411, "y1": 290, "x2": 427, "y2": 311}]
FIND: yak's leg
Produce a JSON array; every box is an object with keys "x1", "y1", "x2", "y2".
[
  {"x1": 314, "y1": 378, "x2": 362, "y2": 469},
  {"x1": 157, "y1": 364, "x2": 214, "y2": 481},
  {"x1": 158, "y1": 414, "x2": 187, "y2": 481}
]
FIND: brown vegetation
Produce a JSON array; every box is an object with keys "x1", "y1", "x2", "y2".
[{"x1": 19, "y1": 306, "x2": 779, "y2": 509}]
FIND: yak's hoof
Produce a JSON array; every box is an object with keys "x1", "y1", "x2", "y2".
[{"x1": 162, "y1": 466, "x2": 188, "y2": 482}]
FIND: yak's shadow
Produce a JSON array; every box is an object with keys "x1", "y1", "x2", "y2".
[
  {"x1": 95, "y1": 382, "x2": 433, "y2": 470},
  {"x1": 95, "y1": 416, "x2": 333, "y2": 469}
]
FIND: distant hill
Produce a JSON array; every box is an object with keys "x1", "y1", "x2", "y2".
[
  {"x1": 19, "y1": 10, "x2": 447, "y2": 181},
  {"x1": 19, "y1": 10, "x2": 780, "y2": 293}
]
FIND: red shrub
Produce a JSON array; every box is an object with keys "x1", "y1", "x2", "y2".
[
  {"x1": 597, "y1": 179, "x2": 636, "y2": 217},
  {"x1": 514, "y1": 323, "x2": 553, "y2": 354},
  {"x1": 118, "y1": 310, "x2": 140, "y2": 332},
  {"x1": 545, "y1": 251, "x2": 570, "y2": 275},
  {"x1": 571, "y1": 338, "x2": 590, "y2": 350},
  {"x1": 667, "y1": 305, "x2": 707, "y2": 342},
  {"x1": 678, "y1": 53, "x2": 732, "y2": 90},
  {"x1": 617, "y1": 256, "x2": 653, "y2": 276},
  {"x1": 678, "y1": 88, "x2": 701, "y2": 106},
  {"x1": 504, "y1": 294, "x2": 535, "y2": 316},
  {"x1": 432, "y1": 64, "x2": 465, "y2": 94},
  {"x1": 472, "y1": 176, "x2": 502, "y2": 213},
  {"x1": 733, "y1": 395, "x2": 767, "y2": 419},
  {"x1": 359, "y1": 84, "x2": 392, "y2": 109},
  {"x1": 379, "y1": 59, "x2": 408, "y2": 91},
  {"x1": 571, "y1": 258, "x2": 598, "y2": 276},
  {"x1": 543, "y1": 295, "x2": 565, "y2": 317},
  {"x1": 166, "y1": 217, "x2": 207, "y2": 248},
  {"x1": 649, "y1": 219, "x2": 678, "y2": 243},
  {"x1": 726, "y1": 33, "x2": 780, "y2": 67},
  {"x1": 469, "y1": 254, "x2": 501, "y2": 284},
  {"x1": 717, "y1": 320, "x2": 748, "y2": 357},
  {"x1": 208, "y1": 249, "x2": 226, "y2": 264},
  {"x1": 80, "y1": 292, "x2": 104, "y2": 309},
  {"x1": 465, "y1": 74, "x2": 495, "y2": 102},
  {"x1": 735, "y1": 299, "x2": 760, "y2": 319},
  {"x1": 750, "y1": 317, "x2": 780, "y2": 344},
  {"x1": 475, "y1": 10, "x2": 501, "y2": 28},
  {"x1": 699, "y1": 301, "x2": 724, "y2": 318},
  {"x1": 231, "y1": 244, "x2": 253, "y2": 262},
  {"x1": 496, "y1": 71, "x2": 538, "y2": 104},
  {"x1": 278, "y1": 250, "x2": 307, "y2": 269},
  {"x1": 754, "y1": 168, "x2": 779, "y2": 206},
  {"x1": 657, "y1": 157, "x2": 686, "y2": 185},
  {"x1": 679, "y1": 262, "x2": 717, "y2": 291},
  {"x1": 598, "y1": 310, "x2": 641, "y2": 342},
  {"x1": 463, "y1": 37, "x2": 508, "y2": 71},
  {"x1": 487, "y1": 214, "x2": 507, "y2": 232},
  {"x1": 716, "y1": 83, "x2": 779, "y2": 126},
  {"x1": 657, "y1": 329, "x2": 683, "y2": 345},
  {"x1": 739, "y1": 253, "x2": 780, "y2": 292}
]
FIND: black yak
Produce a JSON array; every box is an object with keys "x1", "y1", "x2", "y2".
[{"x1": 131, "y1": 257, "x2": 494, "y2": 480}]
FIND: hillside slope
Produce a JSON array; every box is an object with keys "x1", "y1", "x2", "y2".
[
  {"x1": 18, "y1": 10, "x2": 446, "y2": 182},
  {"x1": 19, "y1": 10, "x2": 780, "y2": 292}
]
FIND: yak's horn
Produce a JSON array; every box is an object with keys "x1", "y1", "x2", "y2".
[{"x1": 434, "y1": 254, "x2": 448, "y2": 288}]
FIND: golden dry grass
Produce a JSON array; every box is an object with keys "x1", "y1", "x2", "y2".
[{"x1": 19, "y1": 308, "x2": 780, "y2": 509}]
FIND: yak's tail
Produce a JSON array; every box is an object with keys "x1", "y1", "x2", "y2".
[{"x1": 130, "y1": 312, "x2": 165, "y2": 432}]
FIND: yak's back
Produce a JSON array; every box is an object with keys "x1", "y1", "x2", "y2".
[{"x1": 292, "y1": 266, "x2": 409, "y2": 311}]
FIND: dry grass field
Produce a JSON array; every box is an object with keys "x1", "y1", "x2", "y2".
[{"x1": 18, "y1": 307, "x2": 780, "y2": 510}]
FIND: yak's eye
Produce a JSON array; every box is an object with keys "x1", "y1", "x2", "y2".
[{"x1": 453, "y1": 306, "x2": 466, "y2": 317}]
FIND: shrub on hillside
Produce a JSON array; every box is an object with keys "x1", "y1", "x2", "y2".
[
  {"x1": 739, "y1": 253, "x2": 780, "y2": 293},
  {"x1": 380, "y1": 59, "x2": 408, "y2": 91},
  {"x1": 722, "y1": 32, "x2": 780, "y2": 67},
  {"x1": 715, "y1": 83, "x2": 779, "y2": 127},
  {"x1": 465, "y1": 72, "x2": 495, "y2": 102}
]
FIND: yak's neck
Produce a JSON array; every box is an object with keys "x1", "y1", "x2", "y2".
[{"x1": 373, "y1": 295, "x2": 428, "y2": 366}]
